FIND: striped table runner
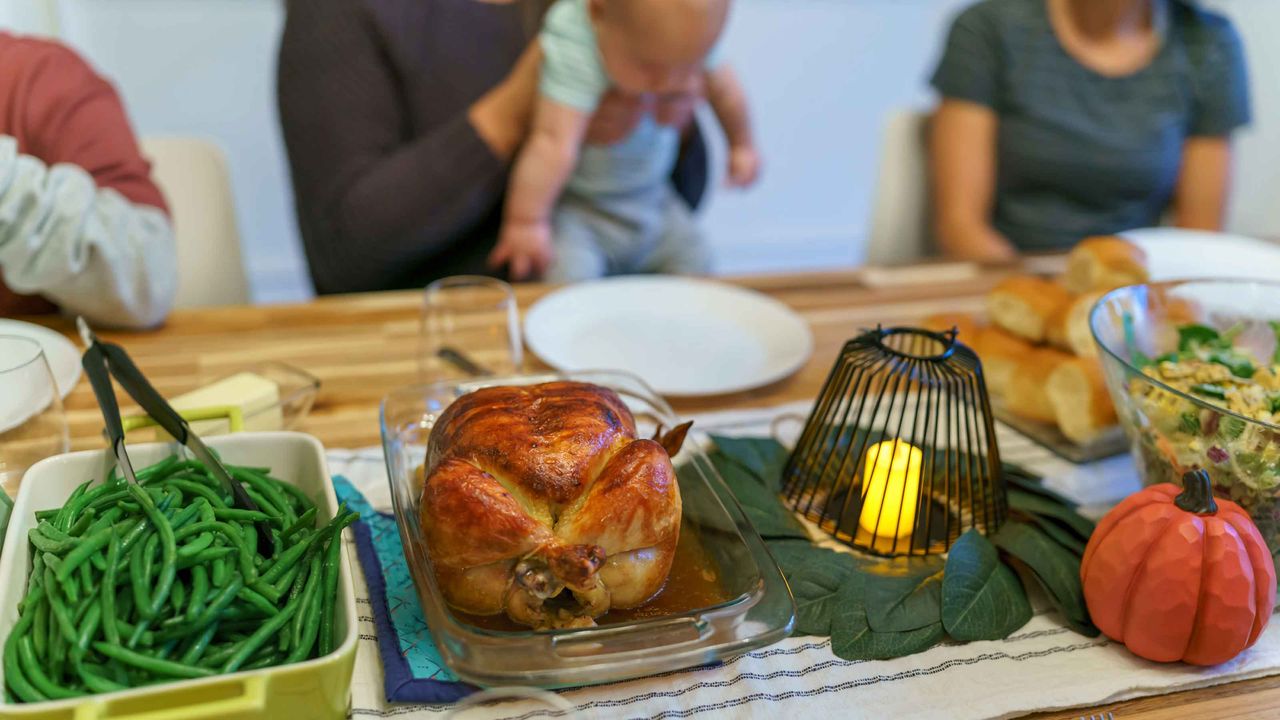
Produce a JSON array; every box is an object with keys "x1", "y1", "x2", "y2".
[{"x1": 330, "y1": 403, "x2": 1280, "y2": 720}]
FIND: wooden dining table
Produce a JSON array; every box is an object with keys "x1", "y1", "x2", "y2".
[{"x1": 32, "y1": 266, "x2": 1280, "y2": 720}]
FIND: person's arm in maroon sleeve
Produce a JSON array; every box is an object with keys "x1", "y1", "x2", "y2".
[{"x1": 276, "y1": 0, "x2": 541, "y2": 294}]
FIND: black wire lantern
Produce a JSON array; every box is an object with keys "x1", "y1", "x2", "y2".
[{"x1": 782, "y1": 326, "x2": 1007, "y2": 556}]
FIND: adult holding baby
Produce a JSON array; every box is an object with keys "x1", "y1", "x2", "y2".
[
  {"x1": 277, "y1": 0, "x2": 736, "y2": 294},
  {"x1": 930, "y1": 0, "x2": 1251, "y2": 261}
]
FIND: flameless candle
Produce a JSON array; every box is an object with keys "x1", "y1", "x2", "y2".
[{"x1": 859, "y1": 440, "x2": 923, "y2": 540}]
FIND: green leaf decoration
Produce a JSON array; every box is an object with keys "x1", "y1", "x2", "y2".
[
  {"x1": 1007, "y1": 488, "x2": 1095, "y2": 540},
  {"x1": 1002, "y1": 465, "x2": 1078, "y2": 508},
  {"x1": 993, "y1": 522, "x2": 1099, "y2": 637},
  {"x1": 711, "y1": 452, "x2": 808, "y2": 541},
  {"x1": 941, "y1": 530, "x2": 1032, "y2": 641},
  {"x1": 1020, "y1": 513, "x2": 1086, "y2": 556},
  {"x1": 706, "y1": 434, "x2": 1096, "y2": 656},
  {"x1": 865, "y1": 565, "x2": 944, "y2": 633},
  {"x1": 710, "y1": 435, "x2": 790, "y2": 491},
  {"x1": 768, "y1": 540, "x2": 859, "y2": 636},
  {"x1": 832, "y1": 573, "x2": 945, "y2": 661}
]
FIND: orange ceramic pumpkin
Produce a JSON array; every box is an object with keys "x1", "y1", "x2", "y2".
[{"x1": 1081, "y1": 470, "x2": 1276, "y2": 666}]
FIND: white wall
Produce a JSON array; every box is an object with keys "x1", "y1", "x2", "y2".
[{"x1": 0, "y1": 0, "x2": 1276, "y2": 298}]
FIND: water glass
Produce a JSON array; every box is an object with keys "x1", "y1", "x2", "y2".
[
  {"x1": 420, "y1": 276, "x2": 523, "y2": 382},
  {"x1": 0, "y1": 336, "x2": 70, "y2": 496}
]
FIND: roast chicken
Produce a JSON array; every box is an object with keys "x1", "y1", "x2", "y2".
[{"x1": 418, "y1": 381, "x2": 690, "y2": 629}]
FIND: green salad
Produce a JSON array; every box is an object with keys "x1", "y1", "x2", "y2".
[{"x1": 1126, "y1": 321, "x2": 1280, "y2": 554}]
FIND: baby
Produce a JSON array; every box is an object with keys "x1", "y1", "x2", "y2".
[{"x1": 488, "y1": 0, "x2": 758, "y2": 282}]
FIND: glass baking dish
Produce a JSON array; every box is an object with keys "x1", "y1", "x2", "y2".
[{"x1": 380, "y1": 370, "x2": 795, "y2": 688}]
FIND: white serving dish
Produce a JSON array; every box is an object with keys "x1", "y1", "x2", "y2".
[{"x1": 0, "y1": 432, "x2": 358, "y2": 720}]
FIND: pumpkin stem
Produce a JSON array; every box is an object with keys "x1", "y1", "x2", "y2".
[{"x1": 1175, "y1": 470, "x2": 1219, "y2": 515}]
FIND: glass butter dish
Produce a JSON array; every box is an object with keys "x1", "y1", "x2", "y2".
[{"x1": 380, "y1": 370, "x2": 795, "y2": 688}]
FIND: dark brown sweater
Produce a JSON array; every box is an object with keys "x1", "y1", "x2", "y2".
[{"x1": 277, "y1": 0, "x2": 706, "y2": 295}]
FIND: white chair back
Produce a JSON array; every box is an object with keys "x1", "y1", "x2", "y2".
[
  {"x1": 140, "y1": 137, "x2": 249, "y2": 307},
  {"x1": 866, "y1": 110, "x2": 933, "y2": 266}
]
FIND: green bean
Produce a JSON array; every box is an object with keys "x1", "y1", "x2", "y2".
[
  {"x1": 28, "y1": 526, "x2": 76, "y2": 554},
  {"x1": 290, "y1": 555, "x2": 322, "y2": 652},
  {"x1": 177, "y1": 546, "x2": 235, "y2": 570},
  {"x1": 85, "y1": 490, "x2": 130, "y2": 515},
  {"x1": 67, "y1": 506, "x2": 97, "y2": 538},
  {"x1": 73, "y1": 588, "x2": 99, "y2": 625},
  {"x1": 73, "y1": 603, "x2": 102, "y2": 660},
  {"x1": 231, "y1": 468, "x2": 296, "y2": 523},
  {"x1": 134, "y1": 455, "x2": 181, "y2": 484},
  {"x1": 43, "y1": 567, "x2": 77, "y2": 646},
  {"x1": 126, "y1": 618, "x2": 153, "y2": 650},
  {"x1": 157, "y1": 575, "x2": 243, "y2": 642},
  {"x1": 4, "y1": 585, "x2": 47, "y2": 702},
  {"x1": 177, "y1": 532, "x2": 214, "y2": 559},
  {"x1": 128, "y1": 483, "x2": 176, "y2": 618},
  {"x1": 101, "y1": 532, "x2": 121, "y2": 646},
  {"x1": 178, "y1": 621, "x2": 219, "y2": 665},
  {"x1": 236, "y1": 586, "x2": 278, "y2": 617},
  {"x1": 93, "y1": 643, "x2": 215, "y2": 679},
  {"x1": 11, "y1": 635, "x2": 60, "y2": 696},
  {"x1": 129, "y1": 535, "x2": 152, "y2": 619},
  {"x1": 31, "y1": 591, "x2": 48, "y2": 660},
  {"x1": 186, "y1": 565, "x2": 209, "y2": 621},
  {"x1": 270, "y1": 560, "x2": 305, "y2": 601},
  {"x1": 151, "y1": 479, "x2": 226, "y2": 509},
  {"x1": 33, "y1": 520, "x2": 78, "y2": 549},
  {"x1": 319, "y1": 528, "x2": 342, "y2": 655},
  {"x1": 53, "y1": 479, "x2": 93, "y2": 533},
  {"x1": 213, "y1": 507, "x2": 279, "y2": 526},
  {"x1": 211, "y1": 555, "x2": 229, "y2": 586},
  {"x1": 221, "y1": 592, "x2": 302, "y2": 673},
  {"x1": 166, "y1": 499, "x2": 208, "y2": 532},
  {"x1": 173, "y1": 521, "x2": 256, "y2": 582},
  {"x1": 34, "y1": 509, "x2": 58, "y2": 522},
  {"x1": 75, "y1": 662, "x2": 126, "y2": 694},
  {"x1": 280, "y1": 507, "x2": 317, "y2": 542},
  {"x1": 170, "y1": 577, "x2": 187, "y2": 613},
  {"x1": 43, "y1": 555, "x2": 79, "y2": 605},
  {"x1": 84, "y1": 506, "x2": 124, "y2": 537},
  {"x1": 54, "y1": 524, "x2": 114, "y2": 585}
]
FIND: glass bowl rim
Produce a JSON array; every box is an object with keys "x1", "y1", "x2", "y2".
[{"x1": 1090, "y1": 277, "x2": 1280, "y2": 434}]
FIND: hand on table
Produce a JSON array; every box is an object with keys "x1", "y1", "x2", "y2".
[
  {"x1": 727, "y1": 145, "x2": 762, "y2": 188},
  {"x1": 489, "y1": 219, "x2": 553, "y2": 281}
]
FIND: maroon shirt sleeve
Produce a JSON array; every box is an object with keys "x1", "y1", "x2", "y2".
[{"x1": 8, "y1": 37, "x2": 168, "y2": 214}]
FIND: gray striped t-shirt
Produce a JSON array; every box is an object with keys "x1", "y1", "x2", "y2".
[{"x1": 930, "y1": 0, "x2": 1251, "y2": 252}]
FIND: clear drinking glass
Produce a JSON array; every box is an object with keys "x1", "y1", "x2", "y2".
[
  {"x1": 419, "y1": 276, "x2": 523, "y2": 382},
  {"x1": 0, "y1": 336, "x2": 70, "y2": 496}
]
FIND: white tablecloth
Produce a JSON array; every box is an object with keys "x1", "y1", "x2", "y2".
[{"x1": 328, "y1": 402, "x2": 1280, "y2": 720}]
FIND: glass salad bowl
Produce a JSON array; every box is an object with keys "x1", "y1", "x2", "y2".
[{"x1": 1092, "y1": 280, "x2": 1280, "y2": 560}]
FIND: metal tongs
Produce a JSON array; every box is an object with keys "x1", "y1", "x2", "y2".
[{"x1": 76, "y1": 317, "x2": 275, "y2": 555}]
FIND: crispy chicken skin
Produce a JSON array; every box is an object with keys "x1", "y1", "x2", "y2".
[{"x1": 419, "y1": 381, "x2": 687, "y2": 629}]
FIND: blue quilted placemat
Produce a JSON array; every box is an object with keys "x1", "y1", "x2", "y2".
[{"x1": 333, "y1": 476, "x2": 473, "y2": 703}]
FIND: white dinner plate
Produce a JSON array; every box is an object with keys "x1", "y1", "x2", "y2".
[
  {"x1": 524, "y1": 277, "x2": 814, "y2": 397},
  {"x1": 0, "y1": 320, "x2": 80, "y2": 434},
  {"x1": 1121, "y1": 227, "x2": 1280, "y2": 281}
]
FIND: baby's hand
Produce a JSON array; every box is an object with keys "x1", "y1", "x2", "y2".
[
  {"x1": 727, "y1": 145, "x2": 761, "y2": 188},
  {"x1": 489, "y1": 220, "x2": 553, "y2": 281}
]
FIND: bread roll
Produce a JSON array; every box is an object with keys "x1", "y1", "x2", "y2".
[
  {"x1": 1046, "y1": 291, "x2": 1104, "y2": 358},
  {"x1": 1064, "y1": 236, "x2": 1149, "y2": 294},
  {"x1": 987, "y1": 276, "x2": 1073, "y2": 343},
  {"x1": 974, "y1": 327, "x2": 1033, "y2": 399},
  {"x1": 1047, "y1": 358, "x2": 1117, "y2": 444},
  {"x1": 1006, "y1": 348, "x2": 1073, "y2": 424}
]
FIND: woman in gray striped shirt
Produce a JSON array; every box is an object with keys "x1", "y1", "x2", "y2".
[{"x1": 929, "y1": 0, "x2": 1250, "y2": 260}]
